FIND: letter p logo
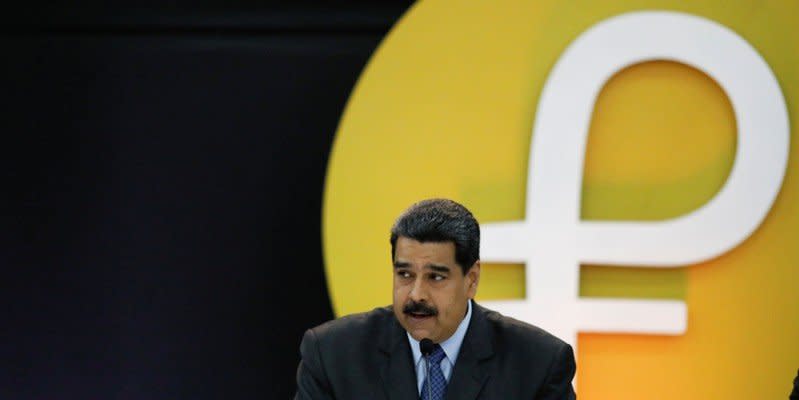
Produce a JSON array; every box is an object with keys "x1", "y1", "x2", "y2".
[{"x1": 480, "y1": 11, "x2": 789, "y2": 349}]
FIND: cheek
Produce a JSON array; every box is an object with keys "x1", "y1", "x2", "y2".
[
  {"x1": 394, "y1": 288, "x2": 402, "y2": 303},
  {"x1": 393, "y1": 284, "x2": 407, "y2": 303},
  {"x1": 433, "y1": 287, "x2": 456, "y2": 314},
  {"x1": 391, "y1": 279, "x2": 400, "y2": 294},
  {"x1": 436, "y1": 286, "x2": 466, "y2": 316}
]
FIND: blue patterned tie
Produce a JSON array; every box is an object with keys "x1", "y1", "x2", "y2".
[{"x1": 421, "y1": 344, "x2": 447, "y2": 400}]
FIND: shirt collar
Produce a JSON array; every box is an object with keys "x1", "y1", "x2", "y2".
[{"x1": 407, "y1": 299, "x2": 472, "y2": 366}]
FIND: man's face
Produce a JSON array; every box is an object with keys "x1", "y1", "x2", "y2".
[{"x1": 392, "y1": 236, "x2": 480, "y2": 343}]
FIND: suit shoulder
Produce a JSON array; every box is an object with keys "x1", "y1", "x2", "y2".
[
  {"x1": 481, "y1": 306, "x2": 569, "y2": 352},
  {"x1": 306, "y1": 306, "x2": 394, "y2": 344}
]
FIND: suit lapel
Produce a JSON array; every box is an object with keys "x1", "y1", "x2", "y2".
[
  {"x1": 378, "y1": 313, "x2": 418, "y2": 400},
  {"x1": 445, "y1": 302, "x2": 493, "y2": 400}
]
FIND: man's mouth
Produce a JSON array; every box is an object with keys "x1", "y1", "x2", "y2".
[{"x1": 408, "y1": 311, "x2": 434, "y2": 319}]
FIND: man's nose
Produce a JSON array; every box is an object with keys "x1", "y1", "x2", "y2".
[{"x1": 408, "y1": 277, "x2": 427, "y2": 302}]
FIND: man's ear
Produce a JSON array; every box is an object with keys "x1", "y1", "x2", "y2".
[{"x1": 466, "y1": 261, "x2": 480, "y2": 297}]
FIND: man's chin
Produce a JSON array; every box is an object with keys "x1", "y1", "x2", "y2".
[{"x1": 407, "y1": 328, "x2": 434, "y2": 342}]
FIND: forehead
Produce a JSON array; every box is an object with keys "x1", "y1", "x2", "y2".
[{"x1": 393, "y1": 237, "x2": 456, "y2": 265}]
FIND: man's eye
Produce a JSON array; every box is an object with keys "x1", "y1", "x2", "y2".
[
  {"x1": 397, "y1": 271, "x2": 411, "y2": 278},
  {"x1": 431, "y1": 274, "x2": 445, "y2": 281}
]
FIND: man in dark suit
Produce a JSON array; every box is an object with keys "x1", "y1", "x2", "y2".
[{"x1": 295, "y1": 198, "x2": 576, "y2": 399}]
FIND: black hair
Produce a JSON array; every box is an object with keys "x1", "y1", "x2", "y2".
[{"x1": 390, "y1": 198, "x2": 480, "y2": 274}]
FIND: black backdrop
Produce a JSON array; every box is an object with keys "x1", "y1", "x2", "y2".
[{"x1": 1, "y1": 3, "x2": 412, "y2": 398}]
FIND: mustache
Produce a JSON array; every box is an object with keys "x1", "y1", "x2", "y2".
[{"x1": 403, "y1": 301, "x2": 438, "y2": 316}]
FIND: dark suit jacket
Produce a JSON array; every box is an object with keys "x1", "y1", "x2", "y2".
[
  {"x1": 295, "y1": 302, "x2": 576, "y2": 399},
  {"x1": 790, "y1": 368, "x2": 799, "y2": 400}
]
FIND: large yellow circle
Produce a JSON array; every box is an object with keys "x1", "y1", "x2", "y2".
[{"x1": 323, "y1": 1, "x2": 799, "y2": 398}]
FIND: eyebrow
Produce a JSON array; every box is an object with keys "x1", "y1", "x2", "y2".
[
  {"x1": 428, "y1": 265, "x2": 450, "y2": 273},
  {"x1": 392, "y1": 262, "x2": 450, "y2": 274}
]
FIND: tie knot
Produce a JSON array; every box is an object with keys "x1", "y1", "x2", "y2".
[{"x1": 428, "y1": 344, "x2": 446, "y2": 364}]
